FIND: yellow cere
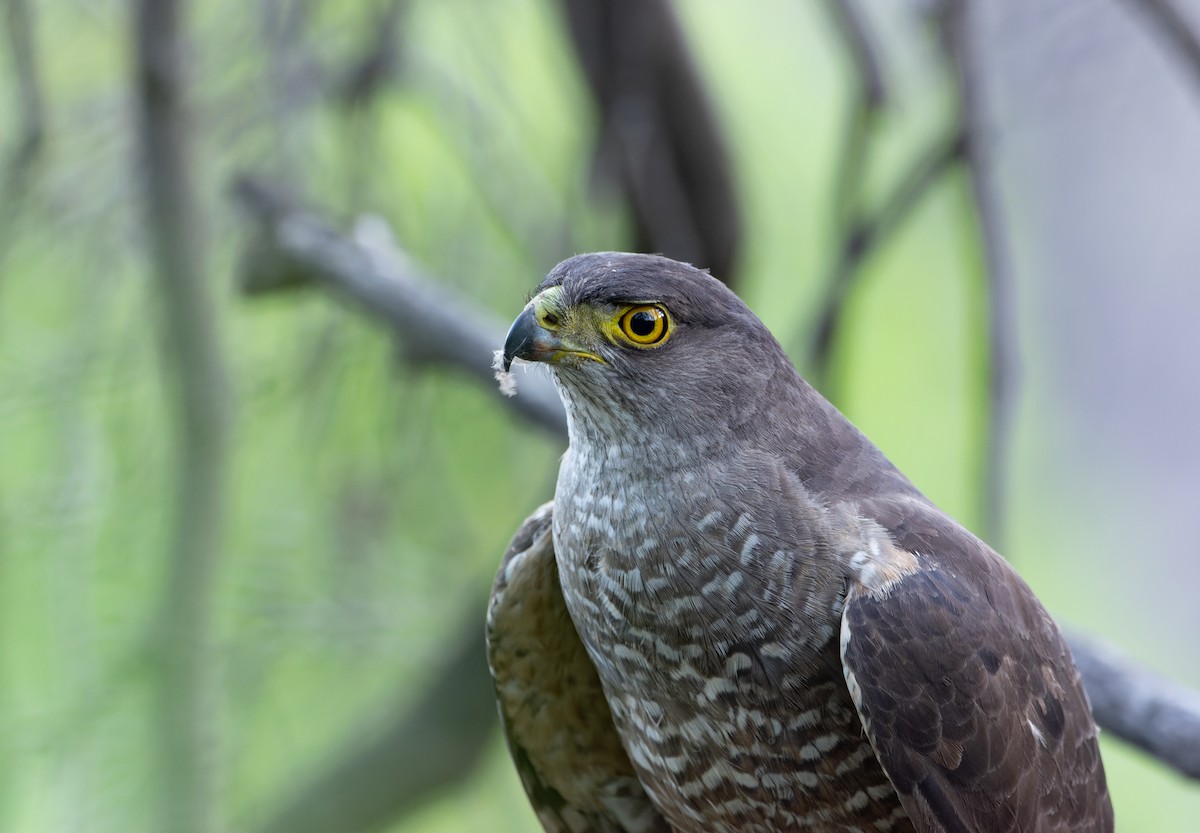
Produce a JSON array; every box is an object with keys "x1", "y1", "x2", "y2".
[
  {"x1": 532, "y1": 285, "x2": 568, "y2": 330},
  {"x1": 532, "y1": 286, "x2": 672, "y2": 354}
]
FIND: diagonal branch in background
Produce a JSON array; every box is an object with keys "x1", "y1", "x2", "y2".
[
  {"x1": 805, "y1": 0, "x2": 888, "y2": 392},
  {"x1": 1067, "y1": 628, "x2": 1200, "y2": 779},
  {"x1": 821, "y1": 0, "x2": 888, "y2": 246},
  {"x1": 234, "y1": 181, "x2": 1200, "y2": 824},
  {"x1": 807, "y1": 130, "x2": 965, "y2": 391},
  {"x1": 559, "y1": 0, "x2": 743, "y2": 286},
  {"x1": 134, "y1": 1, "x2": 231, "y2": 832},
  {"x1": 232, "y1": 176, "x2": 566, "y2": 437},
  {"x1": 938, "y1": 0, "x2": 1017, "y2": 550},
  {"x1": 807, "y1": 0, "x2": 966, "y2": 395},
  {"x1": 825, "y1": 0, "x2": 888, "y2": 114}
]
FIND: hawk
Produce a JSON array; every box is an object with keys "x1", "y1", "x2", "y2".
[{"x1": 488, "y1": 252, "x2": 1113, "y2": 833}]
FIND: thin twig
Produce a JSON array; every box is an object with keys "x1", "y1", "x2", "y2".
[
  {"x1": 808, "y1": 130, "x2": 965, "y2": 389},
  {"x1": 938, "y1": 0, "x2": 1016, "y2": 548},
  {"x1": 231, "y1": 181, "x2": 1200, "y2": 795},
  {"x1": 808, "y1": 0, "x2": 961, "y2": 395},
  {"x1": 825, "y1": 0, "x2": 888, "y2": 111},
  {"x1": 825, "y1": 0, "x2": 889, "y2": 238},
  {"x1": 806, "y1": 0, "x2": 889, "y2": 391},
  {"x1": 134, "y1": 1, "x2": 230, "y2": 831}
]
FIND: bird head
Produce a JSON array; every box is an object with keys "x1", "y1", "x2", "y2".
[{"x1": 502, "y1": 252, "x2": 795, "y2": 445}]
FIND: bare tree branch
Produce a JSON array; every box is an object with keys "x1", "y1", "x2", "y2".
[
  {"x1": 559, "y1": 0, "x2": 743, "y2": 285},
  {"x1": 232, "y1": 181, "x2": 1200, "y2": 814},
  {"x1": 231, "y1": 175, "x2": 566, "y2": 436},
  {"x1": 134, "y1": 1, "x2": 230, "y2": 831},
  {"x1": 938, "y1": 1, "x2": 1017, "y2": 548},
  {"x1": 1067, "y1": 628, "x2": 1200, "y2": 780}
]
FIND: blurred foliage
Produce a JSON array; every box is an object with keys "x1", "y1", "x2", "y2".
[{"x1": 0, "y1": 1, "x2": 1197, "y2": 832}]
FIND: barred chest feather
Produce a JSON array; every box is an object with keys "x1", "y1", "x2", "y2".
[{"x1": 552, "y1": 441, "x2": 912, "y2": 833}]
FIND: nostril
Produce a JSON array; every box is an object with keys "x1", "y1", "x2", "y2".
[{"x1": 541, "y1": 312, "x2": 560, "y2": 327}]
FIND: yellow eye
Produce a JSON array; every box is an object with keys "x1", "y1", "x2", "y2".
[{"x1": 618, "y1": 304, "x2": 669, "y2": 346}]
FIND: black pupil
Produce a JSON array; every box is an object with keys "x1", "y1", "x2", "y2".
[{"x1": 629, "y1": 310, "x2": 658, "y2": 337}]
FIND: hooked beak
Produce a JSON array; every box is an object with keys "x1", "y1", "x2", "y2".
[
  {"x1": 502, "y1": 304, "x2": 557, "y2": 372},
  {"x1": 502, "y1": 291, "x2": 605, "y2": 372}
]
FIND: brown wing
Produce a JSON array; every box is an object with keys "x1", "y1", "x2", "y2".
[
  {"x1": 487, "y1": 502, "x2": 671, "y2": 833},
  {"x1": 840, "y1": 497, "x2": 1114, "y2": 833}
]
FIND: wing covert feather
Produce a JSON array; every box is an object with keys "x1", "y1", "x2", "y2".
[{"x1": 841, "y1": 497, "x2": 1113, "y2": 833}]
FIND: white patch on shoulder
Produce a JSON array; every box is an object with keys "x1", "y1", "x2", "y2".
[{"x1": 848, "y1": 536, "x2": 920, "y2": 598}]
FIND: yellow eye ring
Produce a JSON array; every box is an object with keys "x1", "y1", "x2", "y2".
[{"x1": 618, "y1": 304, "x2": 669, "y2": 346}]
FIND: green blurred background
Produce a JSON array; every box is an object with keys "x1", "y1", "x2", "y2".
[{"x1": 2, "y1": 0, "x2": 1199, "y2": 831}]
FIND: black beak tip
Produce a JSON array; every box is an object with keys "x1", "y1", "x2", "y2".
[{"x1": 502, "y1": 305, "x2": 538, "y2": 373}]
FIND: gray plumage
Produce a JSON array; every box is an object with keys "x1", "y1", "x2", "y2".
[{"x1": 488, "y1": 252, "x2": 1113, "y2": 833}]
